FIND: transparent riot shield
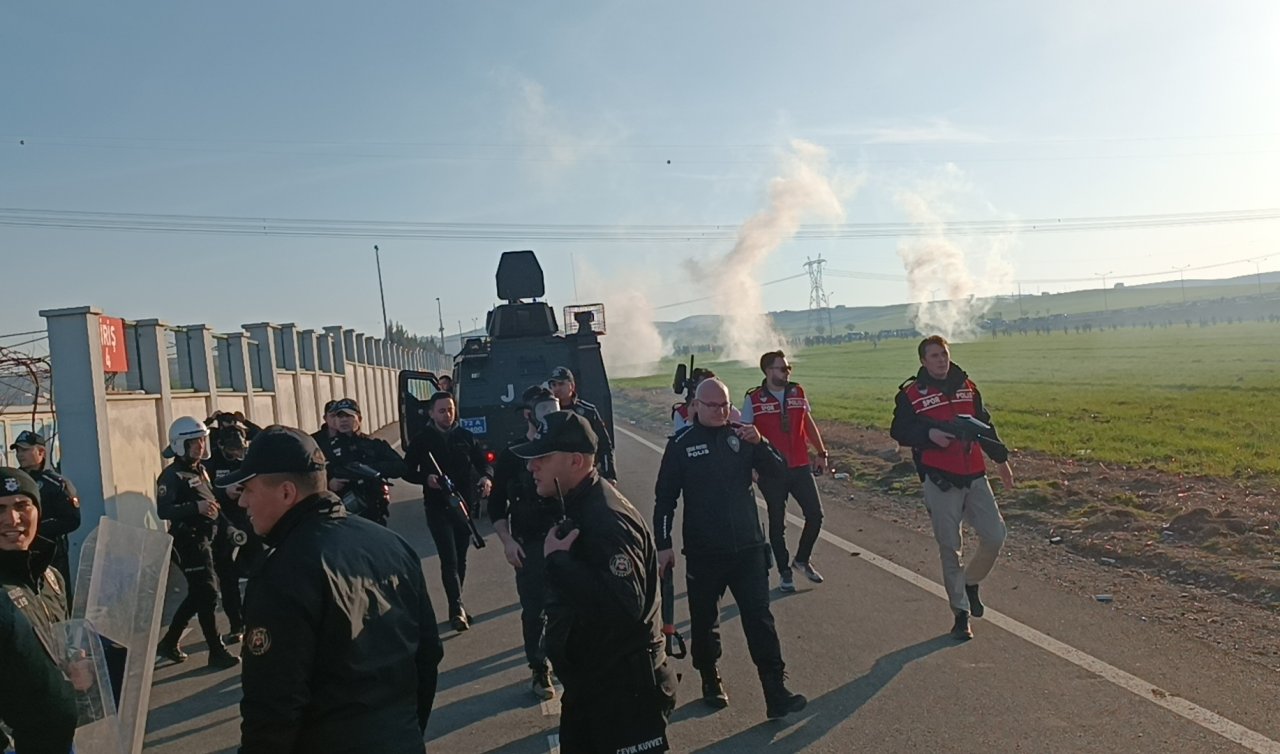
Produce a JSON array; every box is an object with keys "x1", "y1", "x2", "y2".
[
  {"x1": 48, "y1": 618, "x2": 124, "y2": 754},
  {"x1": 73, "y1": 518, "x2": 172, "y2": 754}
]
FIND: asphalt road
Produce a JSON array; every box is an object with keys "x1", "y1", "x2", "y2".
[{"x1": 143, "y1": 422, "x2": 1280, "y2": 753}]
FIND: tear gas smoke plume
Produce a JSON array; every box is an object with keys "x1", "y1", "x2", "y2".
[
  {"x1": 896, "y1": 165, "x2": 1015, "y2": 341},
  {"x1": 573, "y1": 262, "x2": 671, "y2": 378},
  {"x1": 700, "y1": 139, "x2": 847, "y2": 363}
]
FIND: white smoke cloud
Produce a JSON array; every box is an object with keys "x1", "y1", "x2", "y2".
[
  {"x1": 896, "y1": 164, "x2": 1016, "y2": 341},
  {"x1": 572, "y1": 261, "x2": 671, "y2": 378},
  {"x1": 701, "y1": 139, "x2": 849, "y2": 363}
]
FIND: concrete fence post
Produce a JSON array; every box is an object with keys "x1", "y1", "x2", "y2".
[
  {"x1": 135, "y1": 319, "x2": 174, "y2": 449},
  {"x1": 38, "y1": 307, "x2": 112, "y2": 573}
]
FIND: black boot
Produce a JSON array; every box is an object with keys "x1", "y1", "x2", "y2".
[
  {"x1": 157, "y1": 635, "x2": 188, "y2": 663},
  {"x1": 951, "y1": 610, "x2": 973, "y2": 640},
  {"x1": 700, "y1": 667, "x2": 729, "y2": 708},
  {"x1": 761, "y1": 671, "x2": 806, "y2": 719},
  {"x1": 965, "y1": 584, "x2": 984, "y2": 618},
  {"x1": 208, "y1": 646, "x2": 241, "y2": 669}
]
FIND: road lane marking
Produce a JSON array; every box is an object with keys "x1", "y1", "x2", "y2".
[{"x1": 617, "y1": 424, "x2": 1280, "y2": 754}]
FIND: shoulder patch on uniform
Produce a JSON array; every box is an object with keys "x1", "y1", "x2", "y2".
[
  {"x1": 246, "y1": 627, "x2": 272, "y2": 656},
  {"x1": 70, "y1": 496, "x2": 80, "y2": 509},
  {"x1": 157, "y1": 484, "x2": 167, "y2": 497},
  {"x1": 43, "y1": 569, "x2": 62, "y2": 595},
  {"x1": 609, "y1": 553, "x2": 634, "y2": 578}
]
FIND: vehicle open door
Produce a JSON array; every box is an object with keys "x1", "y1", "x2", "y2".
[{"x1": 398, "y1": 370, "x2": 439, "y2": 448}]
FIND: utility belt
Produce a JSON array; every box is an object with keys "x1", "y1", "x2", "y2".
[
  {"x1": 924, "y1": 470, "x2": 983, "y2": 492},
  {"x1": 170, "y1": 520, "x2": 215, "y2": 541}
]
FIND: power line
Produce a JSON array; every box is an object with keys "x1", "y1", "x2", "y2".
[
  {"x1": 653, "y1": 273, "x2": 807, "y2": 310},
  {"x1": 2, "y1": 206, "x2": 1278, "y2": 242}
]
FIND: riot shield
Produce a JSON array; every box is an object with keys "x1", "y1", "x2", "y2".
[
  {"x1": 48, "y1": 618, "x2": 125, "y2": 754},
  {"x1": 73, "y1": 518, "x2": 173, "y2": 754}
]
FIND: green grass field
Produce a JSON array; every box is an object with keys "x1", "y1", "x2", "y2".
[{"x1": 614, "y1": 322, "x2": 1280, "y2": 478}]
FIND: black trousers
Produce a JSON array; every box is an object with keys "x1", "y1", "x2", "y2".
[
  {"x1": 759, "y1": 466, "x2": 825, "y2": 572},
  {"x1": 424, "y1": 502, "x2": 472, "y2": 615},
  {"x1": 513, "y1": 534, "x2": 549, "y2": 671},
  {"x1": 686, "y1": 547, "x2": 785, "y2": 676},
  {"x1": 165, "y1": 534, "x2": 221, "y2": 646},
  {"x1": 559, "y1": 658, "x2": 675, "y2": 754},
  {"x1": 212, "y1": 535, "x2": 243, "y2": 633}
]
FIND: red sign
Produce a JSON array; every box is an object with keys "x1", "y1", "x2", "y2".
[{"x1": 100, "y1": 316, "x2": 128, "y2": 374}]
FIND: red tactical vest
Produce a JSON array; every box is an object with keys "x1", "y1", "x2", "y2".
[
  {"x1": 746, "y1": 382, "x2": 811, "y2": 468},
  {"x1": 903, "y1": 378, "x2": 986, "y2": 476}
]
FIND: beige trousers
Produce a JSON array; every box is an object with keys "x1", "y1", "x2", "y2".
[{"x1": 922, "y1": 476, "x2": 1007, "y2": 613}]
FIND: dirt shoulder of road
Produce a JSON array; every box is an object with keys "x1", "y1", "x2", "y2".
[{"x1": 614, "y1": 387, "x2": 1280, "y2": 673}]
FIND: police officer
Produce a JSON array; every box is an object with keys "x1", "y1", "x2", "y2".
[
  {"x1": 216, "y1": 426, "x2": 443, "y2": 754},
  {"x1": 0, "y1": 467, "x2": 78, "y2": 754},
  {"x1": 403, "y1": 391, "x2": 493, "y2": 632},
  {"x1": 488, "y1": 385, "x2": 561, "y2": 700},
  {"x1": 654, "y1": 378, "x2": 807, "y2": 718},
  {"x1": 0, "y1": 596, "x2": 77, "y2": 754},
  {"x1": 742, "y1": 350, "x2": 831, "y2": 592},
  {"x1": 891, "y1": 335, "x2": 1013, "y2": 640},
  {"x1": 513, "y1": 412, "x2": 675, "y2": 754},
  {"x1": 205, "y1": 421, "x2": 258, "y2": 644},
  {"x1": 11, "y1": 431, "x2": 80, "y2": 593},
  {"x1": 547, "y1": 366, "x2": 617, "y2": 481},
  {"x1": 155, "y1": 417, "x2": 241, "y2": 668},
  {"x1": 311, "y1": 400, "x2": 339, "y2": 442},
  {"x1": 316, "y1": 398, "x2": 408, "y2": 525}
]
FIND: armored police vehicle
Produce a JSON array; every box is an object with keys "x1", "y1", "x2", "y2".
[{"x1": 398, "y1": 250, "x2": 613, "y2": 456}]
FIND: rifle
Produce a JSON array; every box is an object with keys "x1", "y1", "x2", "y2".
[
  {"x1": 425, "y1": 451, "x2": 487, "y2": 549},
  {"x1": 661, "y1": 562, "x2": 687, "y2": 659},
  {"x1": 926, "y1": 414, "x2": 1007, "y2": 454}
]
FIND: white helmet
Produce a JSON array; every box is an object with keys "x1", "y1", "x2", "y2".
[{"x1": 169, "y1": 416, "x2": 210, "y2": 459}]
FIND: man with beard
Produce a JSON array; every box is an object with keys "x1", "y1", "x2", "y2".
[
  {"x1": 488, "y1": 385, "x2": 561, "y2": 700},
  {"x1": 742, "y1": 351, "x2": 831, "y2": 592},
  {"x1": 891, "y1": 335, "x2": 1013, "y2": 640},
  {"x1": 403, "y1": 392, "x2": 493, "y2": 632},
  {"x1": 513, "y1": 412, "x2": 675, "y2": 754}
]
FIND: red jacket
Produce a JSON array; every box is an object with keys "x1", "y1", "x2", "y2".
[
  {"x1": 890, "y1": 364, "x2": 1008, "y2": 484},
  {"x1": 744, "y1": 382, "x2": 811, "y2": 468}
]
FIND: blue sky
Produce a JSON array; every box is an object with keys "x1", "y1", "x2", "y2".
[{"x1": 3, "y1": 1, "x2": 1279, "y2": 343}]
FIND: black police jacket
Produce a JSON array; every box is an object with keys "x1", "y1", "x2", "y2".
[
  {"x1": 653, "y1": 420, "x2": 785, "y2": 555},
  {"x1": 403, "y1": 423, "x2": 493, "y2": 508},
  {"x1": 156, "y1": 457, "x2": 217, "y2": 539},
  {"x1": 488, "y1": 444, "x2": 562, "y2": 541},
  {"x1": 316, "y1": 432, "x2": 408, "y2": 481},
  {"x1": 0, "y1": 546, "x2": 69, "y2": 662},
  {"x1": 0, "y1": 598, "x2": 77, "y2": 754},
  {"x1": 569, "y1": 398, "x2": 617, "y2": 481},
  {"x1": 239, "y1": 493, "x2": 443, "y2": 754},
  {"x1": 28, "y1": 467, "x2": 80, "y2": 543},
  {"x1": 204, "y1": 453, "x2": 253, "y2": 533},
  {"x1": 544, "y1": 473, "x2": 666, "y2": 691}
]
